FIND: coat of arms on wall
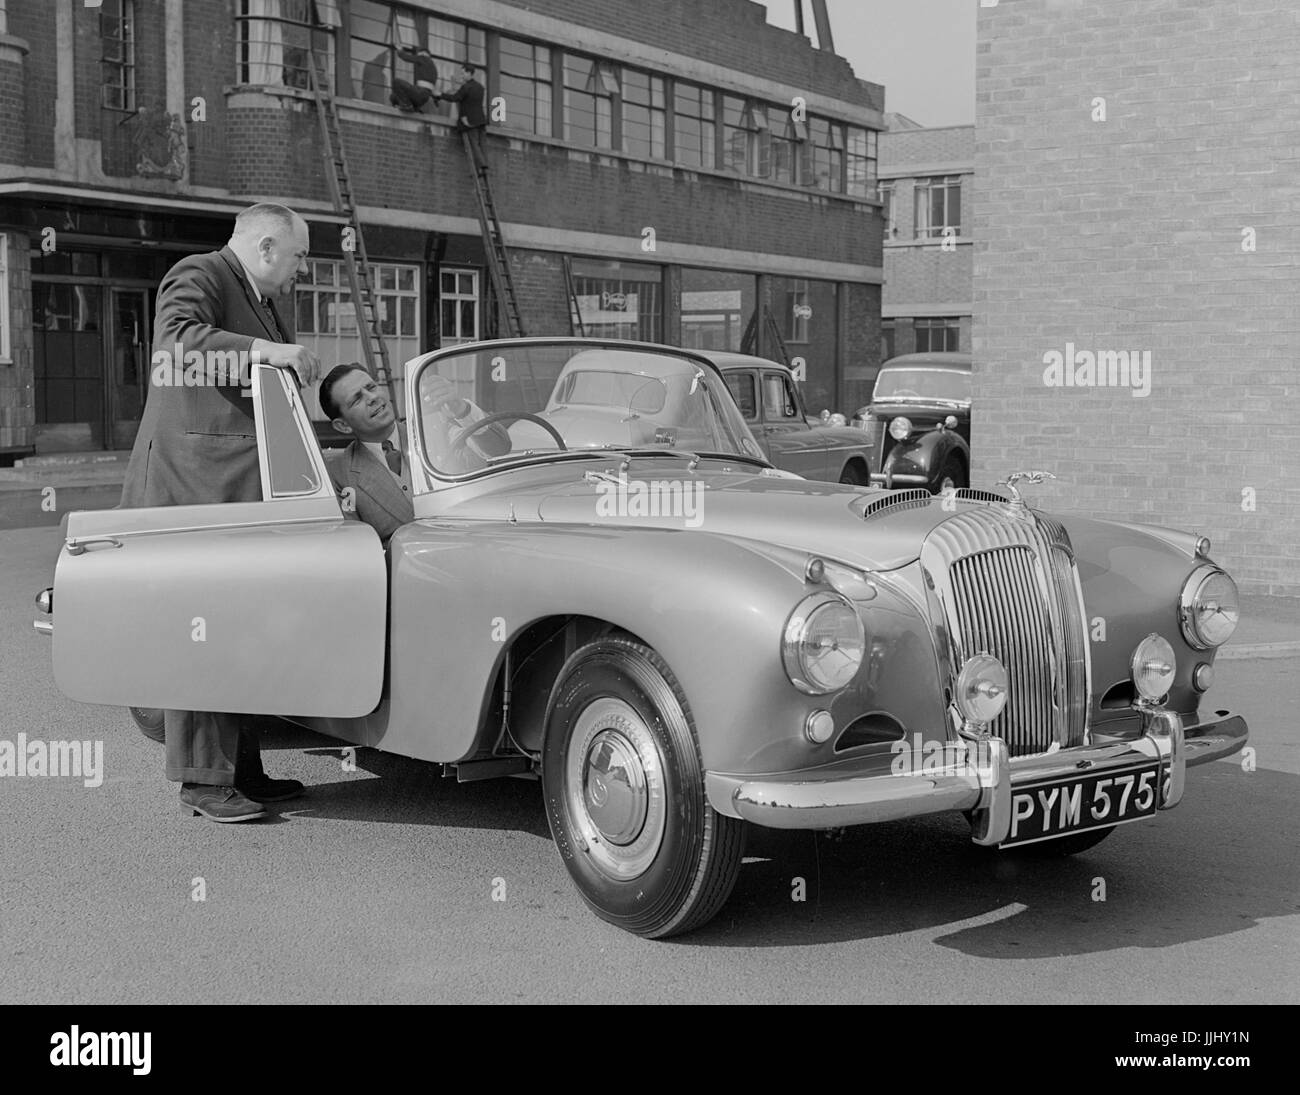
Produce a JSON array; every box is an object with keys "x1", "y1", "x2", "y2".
[{"x1": 133, "y1": 105, "x2": 187, "y2": 181}]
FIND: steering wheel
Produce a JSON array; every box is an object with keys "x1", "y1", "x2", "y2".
[
  {"x1": 891, "y1": 388, "x2": 921, "y2": 397},
  {"x1": 447, "y1": 410, "x2": 567, "y2": 456}
]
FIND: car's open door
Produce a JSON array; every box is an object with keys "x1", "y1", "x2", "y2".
[{"x1": 50, "y1": 364, "x2": 387, "y2": 717}]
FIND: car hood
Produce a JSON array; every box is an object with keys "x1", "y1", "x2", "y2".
[
  {"x1": 435, "y1": 461, "x2": 955, "y2": 571},
  {"x1": 863, "y1": 401, "x2": 970, "y2": 425}
]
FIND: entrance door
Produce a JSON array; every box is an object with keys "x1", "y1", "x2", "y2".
[
  {"x1": 32, "y1": 282, "x2": 106, "y2": 451},
  {"x1": 109, "y1": 288, "x2": 151, "y2": 449}
]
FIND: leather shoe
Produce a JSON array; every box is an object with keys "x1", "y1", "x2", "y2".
[
  {"x1": 180, "y1": 783, "x2": 267, "y2": 822},
  {"x1": 237, "y1": 774, "x2": 305, "y2": 803}
]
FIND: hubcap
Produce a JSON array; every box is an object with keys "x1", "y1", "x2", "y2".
[{"x1": 565, "y1": 697, "x2": 667, "y2": 880}]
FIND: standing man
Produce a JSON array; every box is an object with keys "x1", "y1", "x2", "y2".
[
  {"x1": 438, "y1": 62, "x2": 489, "y2": 169},
  {"x1": 121, "y1": 202, "x2": 322, "y2": 822}
]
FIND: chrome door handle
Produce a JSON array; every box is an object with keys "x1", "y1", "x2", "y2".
[{"x1": 66, "y1": 536, "x2": 123, "y2": 555}]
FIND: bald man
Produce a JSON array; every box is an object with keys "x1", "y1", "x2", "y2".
[{"x1": 120, "y1": 202, "x2": 322, "y2": 822}]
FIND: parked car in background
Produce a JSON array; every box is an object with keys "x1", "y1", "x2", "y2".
[
  {"x1": 38, "y1": 339, "x2": 1247, "y2": 940},
  {"x1": 710, "y1": 352, "x2": 874, "y2": 484},
  {"x1": 854, "y1": 352, "x2": 971, "y2": 493}
]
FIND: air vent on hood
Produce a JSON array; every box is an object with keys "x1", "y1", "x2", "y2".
[
  {"x1": 954, "y1": 488, "x2": 1012, "y2": 504},
  {"x1": 859, "y1": 489, "x2": 932, "y2": 520}
]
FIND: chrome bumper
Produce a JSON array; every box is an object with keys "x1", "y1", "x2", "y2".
[
  {"x1": 707, "y1": 710, "x2": 1247, "y2": 843},
  {"x1": 870, "y1": 471, "x2": 929, "y2": 487}
]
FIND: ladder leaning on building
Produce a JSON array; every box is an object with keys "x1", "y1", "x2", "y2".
[{"x1": 306, "y1": 50, "x2": 400, "y2": 411}]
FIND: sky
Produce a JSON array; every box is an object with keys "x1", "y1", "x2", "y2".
[{"x1": 762, "y1": 0, "x2": 976, "y2": 127}]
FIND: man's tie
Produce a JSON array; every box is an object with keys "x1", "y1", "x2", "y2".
[
  {"x1": 260, "y1": 297, "x2": 286, "y2": 342},
  {"x1": 381, "y1": 439, "x2": 403, "y2": 477}
]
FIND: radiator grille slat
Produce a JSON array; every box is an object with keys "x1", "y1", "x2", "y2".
[{"x1": 925, "y1": 510, "x2": 1090, "y2": 757}]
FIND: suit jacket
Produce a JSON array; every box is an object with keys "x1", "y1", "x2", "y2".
[
  {"x1": 329, "y1": 439, "x2": 415, "y2": 546},
  {"x1": 120, "y1": 246, "x2": 294, "y2": 507},
  {"x1": 445, "y1": 77, "x2": 487, "y2": 128}
]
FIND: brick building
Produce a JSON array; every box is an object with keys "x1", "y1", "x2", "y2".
[
  {"x1": 0, "y1": 0, "x2": 885, "y2": 457},
  {"x1": 974, "y1": 0, "x2": 1299, "y2": 599},
  {"x1": 877, "y1": 114, "x2": 972, "y2": 364}
]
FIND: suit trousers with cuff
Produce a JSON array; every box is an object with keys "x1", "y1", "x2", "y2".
[{"x1": 164, "y1": 709, "x2": 249, "y2": 785}]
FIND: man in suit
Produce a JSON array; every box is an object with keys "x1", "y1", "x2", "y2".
[
  {"x1": 319, "y1": 364, "x2": 511, "y2": 544},
  {"x1": 437, "y1": 62, "x2": 489, "y2": 168},
  {"x1": 121, "y1": 202, "x2": 322, "y2": 823}
]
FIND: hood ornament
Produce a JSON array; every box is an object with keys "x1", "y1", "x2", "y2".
[{"x1": 999, "y1": 470, "x2": 1056, "y2": 507}]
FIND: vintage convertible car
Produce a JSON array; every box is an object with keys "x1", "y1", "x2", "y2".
[
  {"x1": 36, "y1": 339, "x2": 1248, "y2": 939},
  {"x1": 854, "y1": 351, "x2": 972, "y2": 492},
  {"x1": 709, "y1": 352, "x2": 875, "y2": 484}
]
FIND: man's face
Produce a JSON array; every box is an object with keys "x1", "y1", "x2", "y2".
[
  {"x1": 330, "y1": 370, "x2": 395, "y2": 441},
  {"x1": 258, "y1": 217, "x2": 310, "y2": 297}
]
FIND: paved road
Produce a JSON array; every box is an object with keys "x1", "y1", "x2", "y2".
[{"x1": 1, "y1": 526, "x2": 1296, "y2": 1004}]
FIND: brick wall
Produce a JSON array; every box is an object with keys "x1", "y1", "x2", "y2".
[
  {"x1": 183, "y1": 0, "x2": 234, "y2": 190},
  {"x1": 882, "y1": 244, "x2": 972, "y2": 309},
  {"x1": 0, "y1": 42, "x2": 25, "y2": 165},
  {"x1": 9, "y1": 0, "x2": 53, "y2": 168},
  {"x1": 880, "y1": 124, "x2": 974, "y2": 169},
  {"x1": 0, "y1": 233, "x2": 34, "y2": 451},
  {"x1": 974, "y1": 0, "x2": 1300, "y2": 598}
]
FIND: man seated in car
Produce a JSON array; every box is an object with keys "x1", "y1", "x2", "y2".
[{"x1": 319, "y1": 363, "x2": 509, "y2": 544}]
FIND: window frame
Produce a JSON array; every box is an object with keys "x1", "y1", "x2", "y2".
[
  {"x1": 914, "y1": 175, "x2": 963, "y2": 240},
  {"x1": 913, "y1": 316, "x2": 961, "y2": 353},
  {"x1": 439, "y1": 267, "x2": 481, "y2": 347},
  {"x1": 100, "y1": 0, "x2": 137, "y2": 113}
]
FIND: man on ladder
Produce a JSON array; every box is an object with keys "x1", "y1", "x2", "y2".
[{"x1": 437, "y1": 62, "x2": 489, "y2": 169}]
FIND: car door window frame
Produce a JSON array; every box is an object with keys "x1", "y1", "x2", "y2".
[
  {"x1": 761, "y1": 370, "x2": 800, "y2": 423},
  {"x1": 251, "y1": 362, "x2": 342, "y2": 505}
]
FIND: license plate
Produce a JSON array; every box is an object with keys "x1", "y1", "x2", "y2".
[{"x1": 1001, "y1": 762, "x2": 1163, "y2": 847}]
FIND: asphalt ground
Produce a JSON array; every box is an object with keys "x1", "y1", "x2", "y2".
[{"x1": 1, "y1": 526, "x2": 1296, "y2": 1004}]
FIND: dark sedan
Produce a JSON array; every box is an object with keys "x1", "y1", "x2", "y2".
[{"x1": 854, "y1": 352, "x2": 971, "y2": 492}]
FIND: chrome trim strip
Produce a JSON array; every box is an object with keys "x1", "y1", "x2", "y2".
[{"x1": 33, "y1": 619, "x2": 53, "y2": 636}]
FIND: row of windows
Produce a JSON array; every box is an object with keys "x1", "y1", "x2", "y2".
[
  {"x1": 879, "y1": 176, "x2": 963, "y2": 239},
  {"x1": 234, "y1": 0, "x2": 878, "y2": 197},
  {"x1": 881, "y1": 317, "x2": 962, "y2": 361}
]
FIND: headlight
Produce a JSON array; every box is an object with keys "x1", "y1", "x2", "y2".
[
  {"x1": 1179, "y1": 565, "x2": 1239, "y2": 649},
  {"x1": 955, "y1": 654, "x2": 1008, "y2": 725},
  {"x1": 1131, "y1": 633, "x2": 1176, "y2": 703},
  {"x1": 782, "y1": 592, "x2": 866, "y2": 694},
  {"x1": 889, "y1": 416, "x2": 912, "y2": 441}
]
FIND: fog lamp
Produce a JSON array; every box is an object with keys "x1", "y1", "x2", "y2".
[
  {"x1": 1131, "y1": 633, "x2": 1176, "y2": 703},
  {"x1": 954, "y1": 654, "x2": 1008, "y2": 726},
  {"x1": 889, "y1": 416, "x2": 913, "y2": 441}
]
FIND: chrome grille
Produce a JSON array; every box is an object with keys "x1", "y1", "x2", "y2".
[{"x1": 921, "y1": 509, "x2": 1091, "y2": 756}]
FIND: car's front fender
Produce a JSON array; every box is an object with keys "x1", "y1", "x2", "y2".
[{"x1": 378, "y1": 520, "x2": 842, "y2": 770}]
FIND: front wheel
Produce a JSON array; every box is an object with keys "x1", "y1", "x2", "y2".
[
  {"x1": 129, "y1": 707, "x2": 165, "y2": 744},
  {"x1": 542, "y1": 638, "x2": 745, "y2": 938},
  {"x1": 933, "y1": 453, "x2": 967, "y2": 494},
  {"x1": 838, "y1": 461, "x2": 869, "y2": 486}
]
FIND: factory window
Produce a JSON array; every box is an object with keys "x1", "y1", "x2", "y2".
[{"x1": 915, "y1": 176, "x2": 962, "y2": 240}]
